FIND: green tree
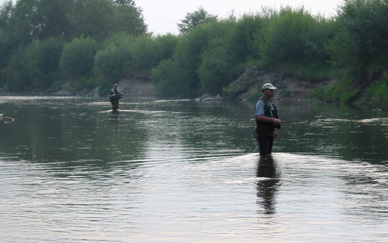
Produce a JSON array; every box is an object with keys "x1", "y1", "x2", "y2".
[
  {"x1": 328, "y1": 0, "x2": 388, "y2": 71},
  {"x1": 93, "y1": 37, "x2": 134, "y2": 90},
  {"x1": 226, "y1": 14, "x2": 263, "y2": 64},
  {"x1": 60, "y1": 36, "x2": 100, "y2": 80},
  {"x1": 151, "y1": 59, "x2": 183, "y2": 97},
  {"x1": 258, "y1": 6, "x2": 334, "y2": 76},
  {"x1": 259, "y1": 7, "x2": 318, "y2": 65},
  {"x1": 113, "y1": 0, "x2": 134, "y2": 6},
  {"x1": 3, "y1": 46, "x2": 30, "y2": 91},
  {"x1": 177, "y1": 7, "x2": 217, "y2": 35},
  {"x1": 26, "y1": 37, "x2": 66, "y2": 89},
  {"x1": 108, "y1": 1, "x2": 147, "y2": 36},
  {"x1": 198, "y1": 38, "x2": 231, "y2": 95},
  {"x1": 153, "y1": 19, "x2": 232, "y2": 97},
  {"x1": 10, "y1": 0, "x2": 72, "y2": 42},
  {"x1": 153, "y1": 34, "x2": 179, "y2": 63},
  {"x1": 68, "y1": 0, "x2": 146, "y2": 39},
  {"x1": 0, "y1": 1, "x2": 16, "y2": 69},
  {"x1": 4, "y1": 37, "x2": 65, "y2": 91}
]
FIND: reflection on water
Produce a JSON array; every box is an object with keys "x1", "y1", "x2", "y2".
[
  {"x1": 256, "y1": 156, "x2": 280, "y2": 215},
  {"x1": 0, "y1": 96, "x2": 388, "y2": 242}
]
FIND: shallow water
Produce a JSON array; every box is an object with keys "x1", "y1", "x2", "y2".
[{"x1": 0, "y1": 96, "x2": 387, "y2": 242}]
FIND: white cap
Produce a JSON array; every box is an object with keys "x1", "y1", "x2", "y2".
[{"x1": 262, "y1": 83, "x2": 277, "y2": 90}]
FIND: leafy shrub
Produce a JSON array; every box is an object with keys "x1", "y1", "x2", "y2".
[
  {"x1": 226, "y1": 14, "x2": 263, "y2": 64},
  {"x1": 3, "y1": 47, "x2": 29, "y2": 92},
  {"x1": 281, "y1": 89, "x2": 293, "y2": 97},
  {"x1": 60, "y1": 36, "x2": 100, "y2": 80},
  {"x1": 198, "y1": 38, "x2": 231, "y2": 95},
  {"x1": 152, "y1": 19, "x2": 233, "y2": 97},
  {"x1": 259, "y1": 7, "x2": 333, "y2": 69},
  {"x1": 309, "y1": 78, "x2": 361, "y2": 103},
  {"x1": 4, "y1": 37, "x2": 65, "y2": 91},
  {"x1": 328, "y1": 0, "x2": 388, "y2": 71},
  {"x1": 151, "y1": 59, "x2": 184, "y2": 97},
  {"x1": 366, "y1": 78, "x2": 388, "y2": 110},
  {"x1": 93, "y1": 43, "x2": 133, "y2": 87}
]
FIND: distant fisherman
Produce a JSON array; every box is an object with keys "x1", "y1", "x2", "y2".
[
  {"x1": 109, "y1": 84, "x2": 123, "y2": 111},
  {"x1": 255, "y1": 83, "x2": 282, "y2": 157}
]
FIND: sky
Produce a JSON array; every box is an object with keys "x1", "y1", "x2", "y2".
[
  {"x1": 136, "y1": 0, "x2": 345, "y2": 35},
  {"x1": 1, "y1": 0, "x2": 345, "y2": 35}
]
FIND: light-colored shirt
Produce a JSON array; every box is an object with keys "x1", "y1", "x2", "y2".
[{"x1": 255, "y1": 99, "x2": 274, "y2": 117}]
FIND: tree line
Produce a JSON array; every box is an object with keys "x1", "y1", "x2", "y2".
[{"x1": 0, "y1": 0, "x2": 387, "y2": 109}]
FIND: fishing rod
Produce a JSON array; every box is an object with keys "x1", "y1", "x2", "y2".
[{"x1": 281, "y1": 120, "x2": 303, "y2": 123}]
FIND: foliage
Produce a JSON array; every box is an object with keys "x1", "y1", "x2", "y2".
[
  {"x1": 0, "y1": 1, "x2": 17, "y2": 69},
  {"x1": 151, "y1": 59, "x2": 183, "y2": 97},
  {"x1": 94, "y1": 43, "x2": 131, "y2": 87},
  {"x1": 4, "y1": 37, "x2": 65, "y2": 91},
  {"x1": 1, "y1": 1, "x2": 388, "y2": 110},
  {"x1": 309, "y1": 78, "x2": 361, "y2": 103},
  {"x1": 1, "y1": 0, "x2": 145, "y2": 43},
  {"x1": 198, "y1": 38, "x2": 231, "y2": 95},
  {"x1": 365, "y1": 77, "x2": 388, "y2": 110},
  {"x1": 67, "y1": 0, "x2": 146, "y2": 40},
  {"x1": 94, "y1": 33, "x2": 178, "y2": 93},
  {"x1": 226, "y1": 14, "x2": 263, "y2": 64},
  {"x1": 258, "y1": 7, "x2": 334, "y2": 69},
  {"x1": 153, "y1": 34, "x2": 179, "y2": 64},
  {"x1": 93, "y1": 34, "x2": 135, "y2": 92},
  {"x1": 177, "y1": 7, "x2": 217, "y2": 35},
  {"x1": 328, "y1": 0, "x2": 388, "y2": 72},
  {"x1": 281, "y1": 89, "x2": 293, "y2": 98},
  {"x1": 60, "y1": 36, "x2": 100, "y2": 80},
  {"x1": 152, "y1": 19, "x2": 233, "y2": 97}
]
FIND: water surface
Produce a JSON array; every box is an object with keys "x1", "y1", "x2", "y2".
[{"x1": 0, "y1": 96, "x2": 387, "y2": 242}]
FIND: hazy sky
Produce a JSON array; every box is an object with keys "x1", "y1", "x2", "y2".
[
  {"x1": 136, "y1": 0, "x2": 345, "y2": 35},
  {"x1": 1, "y1": 0, "x2": 345, "y2": 35}
]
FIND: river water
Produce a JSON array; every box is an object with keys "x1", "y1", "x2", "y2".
[{"x1": 1, "y1": 96, "x2": 387, "y2": 242}]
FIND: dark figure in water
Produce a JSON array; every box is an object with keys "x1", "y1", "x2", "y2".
[
  {"x1": 255, "y1": 83, "x2": 282, "y2": 157},
  {"x1": 109, "y1": 84, "x2": 123, "y2": 111},
  {"x1": 256, "y1": 156, "x2": 280, "y2": 214}
]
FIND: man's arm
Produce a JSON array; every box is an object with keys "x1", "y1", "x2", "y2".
[{"x1": 256, "y1": 115, "x2": 282, "y2": 125}]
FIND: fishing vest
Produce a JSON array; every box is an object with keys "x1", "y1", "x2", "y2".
[
  {"x1": 110, "y1": 89, "x2": 121, "y2": 100},
  {"x1": 255, "y1": 96, "x2": 280, "y2": 136}
]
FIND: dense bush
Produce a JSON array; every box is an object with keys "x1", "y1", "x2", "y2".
[
  {"x1": 60, "y1": 36, "x2": 100, "y2": 80},
  {"x1": 366, "y1": 78, "x2": 388, "y2": 110},
  {"x1": 259, "y1": 7, "x2": 333, "y2": 69},
  {"x1": 151, "y1": 59, "x2": 183, "y2": 97},
  {"x1": 328, "y1": 0, "x2": 388, "y2": 72},
  {"x1": 0, "y1": 0, "x2": 146, "y2": 92},
  {"x1": 152, "y1": 20, "x2": 235, "y2": 97},
  {"x1": 94, "y1": 33, "x2": 178, "y2": 93},
  {"x1": 94, "y1": 43, "x2": 131, "y2": 87},
  {"x1": 3, "y1": 47, "x2": 30, "y2": 92},
  {"x1": 225, "y1": 15, "x2": 263, "y2": 65},
  {"x1": 4, "y1": 37, "x2": 65, "y2": 91},
  {"x1": 198, "y1": 38, "x2": 231, "y2": 95}
]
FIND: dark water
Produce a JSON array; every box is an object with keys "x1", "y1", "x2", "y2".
[{"x1": 1, "y1": 96, "x2": 387, "y2": 242}]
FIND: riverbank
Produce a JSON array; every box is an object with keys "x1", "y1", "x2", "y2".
[
  {"x1": 113, "y1": 65, "x2": 331, "y2": 102},
  {"x1": 0, "y1": 65, "x2": 355, "y2": 104}
]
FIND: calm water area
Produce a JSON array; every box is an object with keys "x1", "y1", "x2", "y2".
[{"x1": 1, "y1": 96, "x2": 388, "y2": 242}]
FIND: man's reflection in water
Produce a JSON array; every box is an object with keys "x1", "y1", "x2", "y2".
[
  {"x1": 256, "y1": 155, "x2": 280, "y2": 215},
  {"x1": 111, "y1": 110, "x2": 120, "y2": 133},
  {"x1": 111, "y1": 109, "x2": 120, "y2": 118}
]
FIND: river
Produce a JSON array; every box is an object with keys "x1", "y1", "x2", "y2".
[{"x1": 1, "y1": 96, "x2": 387, "y2": 242}]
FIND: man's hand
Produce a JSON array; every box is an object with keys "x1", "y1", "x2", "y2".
[
  {"x1": 273, "y1": 118, "x2": 282, "y2": 125},
  {"x1": 273, "y1": 130, "x2": 278, "y2": 139}
]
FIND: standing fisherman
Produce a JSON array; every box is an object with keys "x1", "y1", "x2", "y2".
[
  {"x1": 109, "y1": 84, "x2": 123, "y2": 111},
  {"x1": 255, "y1": 83, "x2": 282, "y2": 157}
]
